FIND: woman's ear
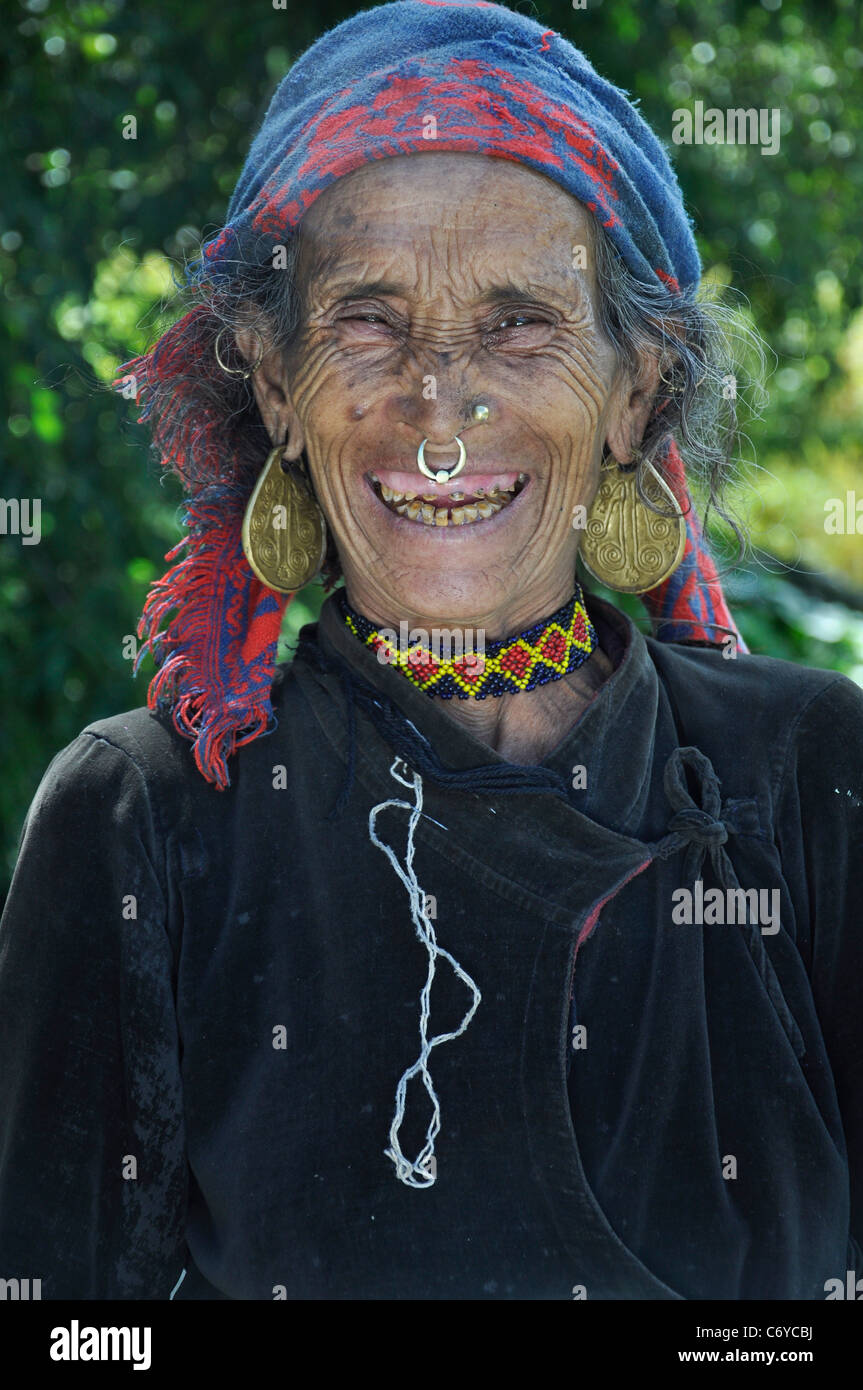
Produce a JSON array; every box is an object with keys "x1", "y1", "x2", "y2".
[
  {"x1": 234, "y1": 326, "x2": 306, "y2": 460},
  {"x1": 603, "y1": 346, "x2": 662, "y2": 464}
]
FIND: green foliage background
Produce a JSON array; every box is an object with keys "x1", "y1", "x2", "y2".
[{"x1": 2, "y1": 0, "x2": 862, "y2": 898}]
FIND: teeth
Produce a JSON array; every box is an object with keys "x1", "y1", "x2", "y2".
[
  {"x1": 385, "y1": 484, "x2": 518, "y2": 525},
  {"x1": 378, "y1": 476, "x2": 525, "y2": 517}
]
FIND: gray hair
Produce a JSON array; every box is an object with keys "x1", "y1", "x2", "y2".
[{"x1": 591, "y1": 221, "x2": 764, "y2": 553}]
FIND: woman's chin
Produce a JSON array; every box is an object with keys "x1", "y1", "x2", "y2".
[
  {"x1": 337, "y1": 495, "x2": 553, "y2": 624},
  {"x1": 349, "y1": 579, "x2": 513, "y2": 629}
]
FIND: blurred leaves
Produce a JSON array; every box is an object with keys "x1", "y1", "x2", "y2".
[{"x1": 2, "y1": 0, "x2": 862, "y2": 895}]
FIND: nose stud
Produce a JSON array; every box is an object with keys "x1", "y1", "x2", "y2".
[{"x1": 471, "y1": 403, "x2": 489, "y2": 423}]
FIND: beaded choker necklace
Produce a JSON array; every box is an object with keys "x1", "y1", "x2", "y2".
[{"x1": 339, "y1": 585, "x2": 598, "y2": 700}]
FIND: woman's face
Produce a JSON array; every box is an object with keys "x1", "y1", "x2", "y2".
[{"x1": 256, "y1": 153, "x2": 652, "y2": 634}]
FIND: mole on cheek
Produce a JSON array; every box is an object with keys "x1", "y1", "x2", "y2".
[{"x1": 349, "y1": 403, "x2": 367, "y2": 420}]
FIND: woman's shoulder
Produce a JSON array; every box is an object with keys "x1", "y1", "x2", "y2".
[
  {"x1": 31, "y1": 659, "x2": 312, "y2": 818},
  {"x1": 648, "y1": 633, "x2": 860, "y2": 717},
  {"x1": 21, "y1": 705, "x2": 218, "y2": 848},
  {"x1": 56, "y1": 704, "x2": 190, "y2": 789},
  {"x1": 647, "y1": 635, "x2": 863, "y2": 792}
]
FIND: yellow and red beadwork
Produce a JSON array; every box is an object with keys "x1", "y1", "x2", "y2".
[{"x1": 339, "y1": 587, "x2": 598, "y2": 700}]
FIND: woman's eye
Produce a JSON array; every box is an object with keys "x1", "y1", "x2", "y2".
[
  {"x1": 336, "y1": 309, "x2": 391, "y2": 326},
  {"x1": 333, "y1": 310, "x2": 403, "y2": 340},
  {"x1": 497, "y1": 314, "x2": 536, "y2": 329},
  {"x1": 485, "y1": 312, "x2": 555, "y2": 345}
]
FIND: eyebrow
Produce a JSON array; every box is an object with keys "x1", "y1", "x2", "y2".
[
  {"x1": 476, "y1": 283, "x2": 570, "y2": 310},
  {"x1": 324, "y1": 279, "x2": 572, "y2": 309},
  {"x1": 328, "y1": 279, "x2": 409, "y2": 301}
]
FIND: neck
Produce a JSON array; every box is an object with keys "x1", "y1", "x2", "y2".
[
  {"x1": 342, "y1": 571, "x2": 577, "y2": 647},
  {"x1": 340, "y1": 584, "x2": 613, "y2": 764},
  {"x1": 440, "y1": 648, "x2": 613, "y2": 762}
]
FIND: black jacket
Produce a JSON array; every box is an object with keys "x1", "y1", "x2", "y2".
[{"x1": 1, "y1": 593, "x2": 861, "y2": 1299}]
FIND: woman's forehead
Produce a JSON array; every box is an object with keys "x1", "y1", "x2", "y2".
[
  {"x1": 305, "y1": 153, "x2": 591, "y2": 227},
  {"x1": 298, "y1": 153, "x2": 595, "y2": 291}
]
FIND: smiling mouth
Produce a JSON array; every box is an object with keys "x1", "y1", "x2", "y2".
[{"x1": 368, "y1": 471, "x2": 529, "y2": 527}]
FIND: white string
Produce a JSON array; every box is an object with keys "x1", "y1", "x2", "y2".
[{"x1": 368, "y1": 757, "x2": 482, "y2": 1188}]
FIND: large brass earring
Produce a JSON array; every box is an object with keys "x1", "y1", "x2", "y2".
[
  {"x1": 579, "y1": 451, "x2": 686, "y2": 594},
  {"x1": 241, "y1": 440, "x2": 327, "y2": 593}
]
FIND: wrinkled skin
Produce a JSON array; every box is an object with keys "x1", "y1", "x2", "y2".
[{"x1": 242, "y1": 154, "x2": 660, "y2": 759}]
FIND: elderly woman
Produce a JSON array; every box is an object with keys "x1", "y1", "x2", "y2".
[{"x1": 1, "y1": 0, "x2": 861, "y2": 1303}]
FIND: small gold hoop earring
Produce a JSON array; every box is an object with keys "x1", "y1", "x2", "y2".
[{"x1": 214, "y1": 326, "x2": 264, "y2": 379}]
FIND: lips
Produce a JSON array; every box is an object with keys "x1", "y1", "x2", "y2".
[{"x1": 368, "y1": 470, "x2": 528, "y2": 527}]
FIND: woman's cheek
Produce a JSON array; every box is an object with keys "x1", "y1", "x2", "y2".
[{"x1": 301, "y1": 360, "x2": 388, "y2": 432}]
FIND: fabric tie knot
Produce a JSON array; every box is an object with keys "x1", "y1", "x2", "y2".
[
  {"x1": 651, "y1": 745, "x2": 738, "y2": 889},
  {"x1": 665, "y1": 805, "x2": 728, "y2": 852},
  {"x1": 650, "y1": 744, "x2": 805, "y2": 1060}
]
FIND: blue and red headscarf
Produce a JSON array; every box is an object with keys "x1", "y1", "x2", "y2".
[{"x1": 122, "y1": 0, "x2": 745, "y2": 790}]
